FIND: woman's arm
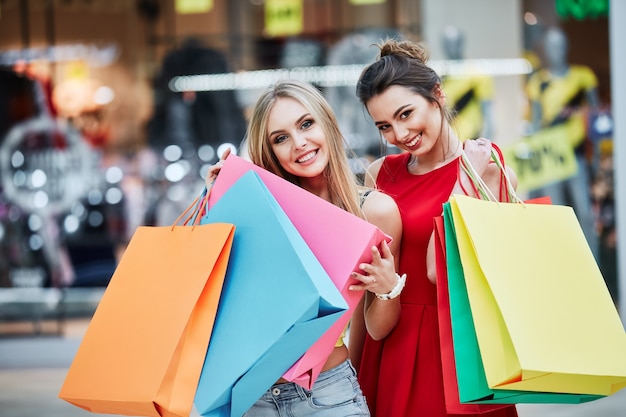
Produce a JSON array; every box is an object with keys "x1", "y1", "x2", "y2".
[
  {"x1": 360, "y1": 191, "x2": 403, "y2": 340},
  {"x1": 426, "y1": 139, "x2": 518, "y2": 284},
  {"x1": 348, "y1": 158, "x2": 404, "y2": 341},
  {"x1": 348, "y1": 296, "x2": 366, "y2": 372}
]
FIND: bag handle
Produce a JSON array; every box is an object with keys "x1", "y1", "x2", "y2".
[
  {"x1": 490, "y1": 144, "x2": 520, "y2": 203},
  {"x1": 458, "y1": 143, "x2": 523, "y2": 204},
  {"x1": 171, "y1": 187, "x2": 211, "y2": 230}
]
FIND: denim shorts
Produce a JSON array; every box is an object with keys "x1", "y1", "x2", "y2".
[{"x1": 242, "y1": 359, "x2": 370, "y2": 417}]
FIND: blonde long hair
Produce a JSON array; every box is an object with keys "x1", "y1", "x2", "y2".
[{"x1": 247, "y1": 80, "x2": 364, "y2": 218}]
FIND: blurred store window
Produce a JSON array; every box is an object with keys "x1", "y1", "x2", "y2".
[
  {"x1": 440, "y1": 26, "x2": 495, "y2": 141},
  {"x1": 0, "y1": 63, "x2": 107, "y2": 290},
  {"x1": 325, "y1": 28, "x2": 404, "y2": 175},
  {"x1": 146, "y1": 37, "x2": 247, "y2": 226}
]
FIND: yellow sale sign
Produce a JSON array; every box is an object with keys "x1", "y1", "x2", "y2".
[
  {"x1": 175, "y1": 0, "x2": 213, "y2": 14},
  {"x1": 265, "y1": 0, "x2": 303, "y2": 37},
  {"x1": 501, "y1": 124, "x2": 579, "y2": 192},
  {"x1": 350, "y1": 0, "x2": 386, "y2": 4}
]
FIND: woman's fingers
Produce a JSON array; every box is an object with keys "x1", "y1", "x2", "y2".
[
  {"x1": 205, "y1": 161, "x2": 224, "y2": 187},
  {"x1": 221, "y1": 147, "x2": 232, "y2": 160},
  {"x1": 379, "y1": 239, "x2": 393, "y2": 260},
  {"x1": 349, "y1": 241, "x2": 397, "y2": 293},
  {"x1": 204, "y1": 148, "x2": 233, "y2": 187},
  {"x1": 370, "y1": 245, "x2": 382, "y2": 264},
  {"x1": 349, "y1": 271, "x2": 378, "y2": 291},
  {"x1": 463, "y1": 138, "x2": 493, "y2": 175}
]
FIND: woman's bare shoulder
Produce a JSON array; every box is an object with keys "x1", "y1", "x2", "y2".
[
  {"x1": 361, "y1": 189, "x2": 401, "y2": 237},
  {"x1": 363, "y1": 157, "x2": 386, "y2": 188},
  {"x1": 362, "y1": 190, "x2": 398, "y2": 216},
  {"x1": 361, "y1": 189, "x2": 403, "y2": 257}
]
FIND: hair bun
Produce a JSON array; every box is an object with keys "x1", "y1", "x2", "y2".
[{"x1": 378, "y1": 39, "x2": 429, "y2": 64}]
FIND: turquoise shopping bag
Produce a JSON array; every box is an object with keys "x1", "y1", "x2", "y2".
[{"x1": 194, "y1": 171, "x2": 348, "y2": 417}]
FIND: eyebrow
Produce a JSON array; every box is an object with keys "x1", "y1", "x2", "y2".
[
  {"x1": 374, "y1": 105, "x2": 411, "y2": 126},
  {"x1": 269, "y1": 113, "x2": 311, "y2": 137}
]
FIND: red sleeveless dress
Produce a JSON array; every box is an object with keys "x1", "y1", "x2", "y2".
[{"x1": 357, "y1": 153, "x2": 518, "y2": 417}]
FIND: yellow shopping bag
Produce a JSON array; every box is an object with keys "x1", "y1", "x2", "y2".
[{"x1": 449, "y1": 194, "x2": 626, "y2": 396}]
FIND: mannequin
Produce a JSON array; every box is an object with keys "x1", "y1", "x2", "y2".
[
  {"x1": 523, "y1": 22, "x2": 545, "y2": 75},
  {"x1": 440, "y1": 26, "x2": 495, "y2": 140},
  {"x1": 526, "y1": 26, "x2": 599, "y2": 259}
]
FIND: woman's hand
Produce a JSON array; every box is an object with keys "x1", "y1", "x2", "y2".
[
  {"x1": 353, "y1": 239, "x2": 402, "y2": 341},
  {"x1": 349, "y1": 240, "x2": 397, "y2": 295},
  {"x1": 452, "y1": 137, "x2": 502, "y2": 199},
  {"x1": 462, "y1": 137, "x2": 493, "y2": 177},
  {"x1": 204, "y1": 148, "x2": 232, "y2": 187}
]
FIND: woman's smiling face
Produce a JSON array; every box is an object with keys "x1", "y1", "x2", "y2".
[
  {"x1": 366, "y1": 84, "x2": 445, "y2": 157},
  {"x1": 267, "y1": 97, "x2": 329, "y2": 179}
]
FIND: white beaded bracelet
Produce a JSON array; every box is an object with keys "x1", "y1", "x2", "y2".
[{"x1": 375, "y1": 273, "x2": 407, "y2": 300}]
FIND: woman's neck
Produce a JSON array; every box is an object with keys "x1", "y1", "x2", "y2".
[
  {"x1": 409, "y1": 128, "x2": 462, "y2": 174},
  {"x1": 299, "y1": 175, "x2": 332, "y2": 202}
]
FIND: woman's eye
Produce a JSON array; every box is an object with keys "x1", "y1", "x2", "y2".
[
  {"x1": 378, "y1": 124, "x2": 390, "y2": 132},
  {"x1": 301, "y1": 119, "x2": 313, "y2": 129},
  {"x1": 273, "y1": 134, "x2": 288, "y2": 144},
  {"x1": 400, "y1": 109, "x2": 412, "y2": 119}
]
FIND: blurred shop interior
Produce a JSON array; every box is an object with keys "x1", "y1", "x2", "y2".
[{"x1": 0, "y1": 0, "x2": 617, "y2": 309}]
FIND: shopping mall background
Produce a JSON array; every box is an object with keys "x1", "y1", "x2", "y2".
[{"x1": 0, "y1": 1, "x2": 619, "y2": 313}]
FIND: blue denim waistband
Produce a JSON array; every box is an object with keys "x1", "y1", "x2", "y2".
[{"x1": 261, "y1": 359, "x2": 355, "y2": 401}]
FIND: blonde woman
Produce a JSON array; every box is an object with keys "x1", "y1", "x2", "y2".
[{"x1": 205, "y1": 80, "x2": 403, "y2": 416}]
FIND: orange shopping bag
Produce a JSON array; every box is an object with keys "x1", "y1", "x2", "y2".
[{"x1": 59, "y1": 197, "x2": 235, "y2": 417}]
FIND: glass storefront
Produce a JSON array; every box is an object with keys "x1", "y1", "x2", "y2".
[{"x1": 0, "y1": 0, "x2": 616, "y2": 307}]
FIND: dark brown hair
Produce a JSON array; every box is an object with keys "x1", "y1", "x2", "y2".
[{"x1": 356, "y1": 39, "x2": 454, "y2": 124}]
